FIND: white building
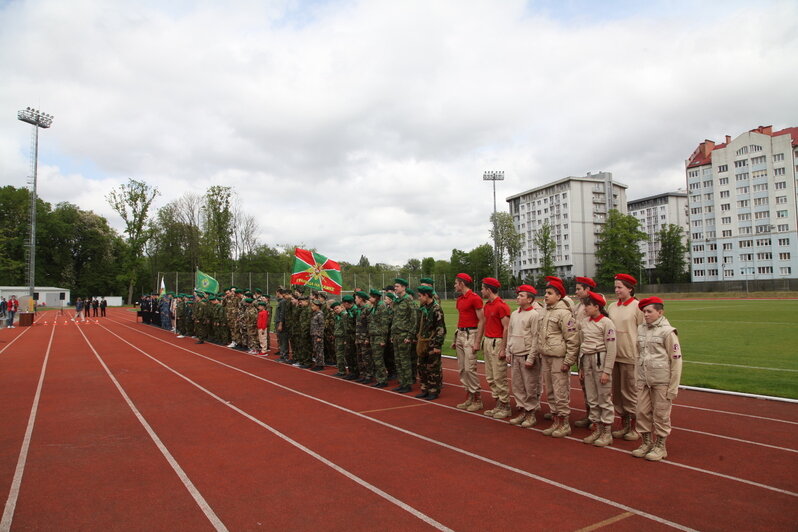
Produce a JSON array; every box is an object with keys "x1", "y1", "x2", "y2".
[
  {"x1": 685, "y1": 125, "x2": 798, "y2": 282},
  {"x1": 507, "y1": 171, "x2": 628, "y2": 280},
  {"x1": 627, "y1": 191, "x2": 689, "y2": 275},
  {"x1": 0, "y1": 286, "x2": 71, "y2": 309}
]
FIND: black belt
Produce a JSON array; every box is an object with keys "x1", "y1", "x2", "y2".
[
  {"x1": 583, "y1": 351, "x2": 605, "y2": 367},
  {"x1": 458, "y1": 327, "x2": 476, "y2": 331}
]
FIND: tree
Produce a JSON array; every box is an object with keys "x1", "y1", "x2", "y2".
[
  {"x1": 201, "y1": 185, "x2": 234, "y2": 271},
  {"x1": 490, "y1": 212, "x2": 522, "y2": 272},
  {"x1": 654, "y1": 224, "x2": 689, "y2": 283},
  {"x1": 402, "y1": 258, "x2": 421, "y2": 274},
  {"x1": 421, "y1": 257, "x2": 435, "y2": 275},
  {"x1": 532, "y1": 219, "x2": 557, "y2": 280},
  {"x1": 107, "y1": 179, "x2": 159, "y2": 304},
  {"x1": 594, "y1": 209, "x2": 648, "y2": 286},
  {"x1": 357, "y1": 255, "x2": 371, "y2": 268}
]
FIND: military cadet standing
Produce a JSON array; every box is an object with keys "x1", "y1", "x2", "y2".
[
  {"x1": 572, "y1": 276, "x2": 598, "y2": 429},
  {"x1": 341, "y1": 295, "x2": 359, "y2": 379},
  {"x1": 480, "y1": 278, "x2": 512, "y2": 419},
  {"x1": 331, "y1": 302, "x2": 348, "y2": 376},
  {"x1": 295, "y1": 296, "x2": 313, "y2": 368},
  {"x1": 383, "y1": 287, "x2": 397, "y2": 379},
  {"x1": 244, "y1": 298, "x2": 259, "y2": 354},
  {"x1": 632, "y1": 297, "x2": 683, "y2": 461},
  {"x1": 415, "y1": 285, "x2": 446, "y2": 400},
  {"x1": 390, "y1": 279, "x2": 416, "y2": 393},
  {"x1": 194, "y1": 295, "x2": 208, "y2": 344},
  {"x1": 354, "y1": 291, "x2": 374, "y2": 384},
  {"x1": 175, "y1": 295, "x2": 185, "y2": 338},
  {"x1": 367, "y1": 289, "x2": 390, "y2": 388},
  {"x1": 275, "y1": 289, "x2": 290, "y2": 361},
  {"x1": 309, "y1": 299, "x2": 326, "y2": 371},
  {"x1": 226, "y1": 288, "x2": 241, "y2": 348},
  {"x1": 184, "y1": 298, "x2": 194, "y2": 338},
  {"x1": 452, "y1": 273, "x2": 485, "y2": 412},
  {"x1": 506, "y1": 285, "x2": 543, "y2": 428},
  {"x1": 607, "y1": 273, "x2": 644, "y2": 441}
]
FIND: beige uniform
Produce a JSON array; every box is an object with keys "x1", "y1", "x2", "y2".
[
  {"x1": 506, "y1": 306, "x2": 543, "y2": 412},
  {"x1": 636, "y1": 316, "x2": 683, "y2": 437},
  {"x1": 537, "y1": 300, "x2": 579, "y2": 416},
  {"x1": 607, "y1": 299, "x2": 644, "y2": 416},
  {"x1": 580, "y1": 315, "x2": 618, "y2": 425}
]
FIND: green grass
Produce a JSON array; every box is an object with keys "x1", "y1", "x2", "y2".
[{"x1": 437, "y1": 298, "x2": 798, "y2": 399}]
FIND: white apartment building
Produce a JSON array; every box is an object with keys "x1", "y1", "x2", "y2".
[
  {"x1": 685, "y1": 125, "x2": 798, "y2": 282},
  {"x1": 627, "y1": 191, "x2": 689, "y2": 273},
  {"x1": 507, "y1": 171, "x2": 628, "y2": 280}
]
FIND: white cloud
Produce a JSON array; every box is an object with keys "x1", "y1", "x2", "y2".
[{"x1": 1, "y1": 0, "x2": 796, "y2": 265}]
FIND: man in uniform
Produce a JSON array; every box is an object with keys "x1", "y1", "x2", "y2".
[
  {"x1": 194, "y1": 295, "x2": 209, "y2": 344},
  {"x1": 294, "y1": 296, "x2": 313, "y2": 368},
  {"x1": 354, "y1": 291, "x2": 374, "y2": 384},
  {"x1": 341, "y1": 295, "x2": 359, "y2": 379},
  {"x1": 275, "y1": 289, "x2": 289, "y2": 361},
  {"x1": 506, "y1": 285, "x2": 543, "y2": 427},
  {"x1": 452, "y1": 273, "x2": 485, "y2": 411},
  {"x1": 331, "y1": 302, "x2": 349, "y2": 377},
  {"x1": 309, "y1": 299, "x2": 326, "y2": 371},
  {"x1": 390, "y1": 278, "x2": 417, "y2": 393},
  {"x1": 367, "y1": 289, "x2": 390, "y2": 388},
  {"x1": 480, "y1": 277, "x2": 512, "y2": 419},
  {"x1": 175, "y1": 295, "x2": 186, "y2": 337},
  {"x1": 572, "y1": 276, "x2": 598, "y2": 429},
  {"x1": 415, "y1": 285, "x2": 446, "y2": 400}
]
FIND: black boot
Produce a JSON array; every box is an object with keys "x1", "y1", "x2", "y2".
[{"x1": 415, "y1": 390, "x2": 429, "y2": 399}]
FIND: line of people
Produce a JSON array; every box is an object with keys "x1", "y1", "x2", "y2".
[{"x1": 72, "y1": 297, "x2": 108, "y2": 321}]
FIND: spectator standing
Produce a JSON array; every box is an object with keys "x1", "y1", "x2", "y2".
[
  {"x1": 100, "y1": 297, "x2": 107, "y2": 317},
  {"x1": 6, "y1": 295, "x2": 19, "y2": 328},
  {"x1": 92, "y1": 297, "x2": 99, "y2": 317}
]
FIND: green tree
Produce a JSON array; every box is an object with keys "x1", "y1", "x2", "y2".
[
  {"x1": 201, "y1": 185, "x2": 234, "y2": 271},
  {"x1": 421, "y1": 257, "x2": 435, "y2": 275},
  {"x1": 532, "y1": 219, "x2": 556, "y2": 280},
  {"x1": 106, "y1": 178, "x2": 159, "y2": 304},
  {"x1": 402, "y1": 258, "x2": 421, "y2": 274},
  {"x1": 490, "y1": 212, "x2": 522, "y2": 272},
  {"x1": 595, "y1": 209, "x2": 648, "y2": 286},
  {"x1": 654, "y1": 224, "x2": 689, "y2": 283}
]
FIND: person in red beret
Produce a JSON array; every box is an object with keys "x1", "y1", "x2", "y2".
[
  {"x1": 632, "y1": 297, "x2": 683, "y2": 461},
  {"x1": 452, "y1": 273, "x2": 485, "y2": 411},
  {"x1": 479, "y1": 277, "x2": 512, "y2": 419},
  {"x1": 607, "y1": 273, "x2": 644, "y2": 441},
  {"x1": 578, "y1": 291, "x2": 617, "y2": 447},
  {"x1": 538, "y1": 277, "x2": 579, "y2": 438},
  {"x1": 571, "y1": 276, "x2": 598, "y2": 429},
  {"x1": 505, "y1": 285, "x2": 543, "y2": 428}
]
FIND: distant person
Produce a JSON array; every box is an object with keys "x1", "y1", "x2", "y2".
[
  {"x1": 6, "y1": 295, "x2": 19, "y2": 328},
  {"x1": 0, "y1": 296, "x2": 7, "y2": 318},
  {"x1": 100, "y1": 297, "x2": 107, "y2": 317},
  {"x1": 74, "y1": 297, "x2": 86, "y2": 322},
  {"x1": 92, "y1": 297, "x2": 99, "y2": 317}
]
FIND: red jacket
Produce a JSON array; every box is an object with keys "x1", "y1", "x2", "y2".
[
  {"x1": 257, "y1": 309, "x2": 269, "y2": 330},
  {"x1": 7, "y1": 299, "x2": 19, "y2": 312}
]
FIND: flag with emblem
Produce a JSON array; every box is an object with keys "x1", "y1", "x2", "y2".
[
  {"x1": 195, "y1": 269, "x2": 219, "y2": 294},
  {"x1": 159, "y1": 275, "x2": 166, "y2": 297},
  {"x1": 290, "y1": 248, "x2": 343, "y2": 295}
]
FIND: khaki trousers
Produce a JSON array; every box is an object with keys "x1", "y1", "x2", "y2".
[
  {"x1": 510, "y1": 355, "x2": 541, "y2": 412},
  {"x1": 455, "y1": 329, "x2": 480, "y2": 394},
  {"x1": 541, "y1": 355, "x2": 570, "y2": 416},
  {"x1": 612, "y1": 362, "x2": 638, "y2": 416},
  {"x1": 636, "y1": 384, "x2": 673, "y2": 437},
  {"x1": 482, "y1": 337, "x2": 509, "y2": 404},
  {"x1": 582, "y1": 353, "x2": 614, "y2": 425},
  {"x1": 258, "y1": 329, "x2": 268, "y2": 352}
]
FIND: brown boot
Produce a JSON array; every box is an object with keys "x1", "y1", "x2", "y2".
[
  {"x1": 631, "y1": 432, "x2": 653, "y2": 458},
  {"x1": 623, "y1": 416, "x2": 640, "y2": 441},
  {"x1": 612, "y1": 414, "x2": 631, "y2": 439},
  {"x1": 574, "y1": 416, "x2": 591, "y2": 428},
  {"x1": 466, "y1": 392, "x2": 484, "y2": 412},
  {"x1": 521, "y1": 411, "x2": 537, "y2": 428},
  {"x1": 582, "y1": 423, "x2": 601, "y2": 444},
  {"x1": 542, "y1": 415, "x2": 560, "y2": 436},
  {"x1": 508, "y1": 410, "x2": 527, "y2": 425},
  {"x1": 593, "y1": 424, "x2": 613, "y2": 447},
  {"x1": 483, "y1": 399, "x2": 499, "y2": 417},
  {"x1": 456, "y1": 391, "x2": 473, "y2": 410},
  {"x1": 645, "y1": 436, "x2": 668, "y2": 461},
  {"x1": 492, "y1": 402, "x2": 511, "y2": 420},
  {"x1": 552, "y1": 416, "x2": 571, "y2": 438}
]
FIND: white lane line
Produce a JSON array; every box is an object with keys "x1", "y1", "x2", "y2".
[
  {"x1": 94, "y1": 324, "x2": 452, "y2": 532},
  {"x1": 114, "y1": 319, "x2": 798, "y2": 498},
  {"x1": 683, "y1": 361, "x2": 798, "y2": 373},
  {"x1": 1, "y1": 322, "x2": 56, "y2": 532},
  {"x1": 75, "y1": 322, "x2": 228, "y2": 532},
  {"x1": 0, "y1": 311, "x2": 51, "y2": 356},
  {"x1": 107, "y1": 324, "x2": 710, "y2": 531},
  {"x1": 681, "y1": 319, "x2": 796, "y2": 325}
]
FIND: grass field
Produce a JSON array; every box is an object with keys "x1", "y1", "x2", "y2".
[{"x1": 437, "y1": 298, "x2": 798, "y2": 399}]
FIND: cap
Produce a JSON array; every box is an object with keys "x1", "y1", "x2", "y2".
[
  {"x1": 384, "y1": 292, "x2": 397, "y2": 301},
  {"x1": 394, "y1": 278, "x2": 409, "y2": 287},
  {"x1": 516, "y1": 284, "x2": 537, "y2": 295},
  {"x1": 575, "y1": 276, "x2": 597, "y2": 288},
  {"x1": 419, "y1": 277, "x2": 434, "y2": 285},
  {"x1": 639, "y1": 296, "x2": 664, "y2": 309},
  {"x1": 615, "y1": 273, "x2": 638, "y2": 286},
  {"x1": 330, "y1": 301, "x2": 341, "y2": 308},
  {"x1": 545, "y1": 275, "x2": 563, "y2": 284},
  {"x1": 369, "y1": 289, "x2": 382, "y2": 298},
  {"x1": 481, "y1": 277, "x2": 501, "y2": 289},
  {"x1": 257, "y1": 301, "x2": 268, "y2": 307},
  {"x1": 586, "y1": 291, "x2": 606, "y2": 307},
  {"x1": 243, "y1": 297, "x2": 254, "y2": 303},
  {"x1": 546, "y1": 279, "x2": 566, "y2": 297},
  {"x1": 455, "y1": 273, "x2": 472, "y2": 283},
  {"x1": 354, "y1": 290, "x2": 369, "y2": 300},
  {"x1": 341, "y1": 295, "x2": 355, "y2": 303},
  {"x1": 416, "y1": 285, "x2": 434, "y2": 295}
]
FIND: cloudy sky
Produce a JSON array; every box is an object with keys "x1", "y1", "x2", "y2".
[{"x1": 1, "y1": 0, "x2": 796, "y2": 266}]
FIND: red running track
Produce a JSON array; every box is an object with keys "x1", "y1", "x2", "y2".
[{"x1": 1, "y1": 308, "x2": 796, "y2": 531}]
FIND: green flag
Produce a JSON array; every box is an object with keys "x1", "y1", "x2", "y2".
[{"x1": 195, "y1": 270, "x2": 219, "y2": 294}]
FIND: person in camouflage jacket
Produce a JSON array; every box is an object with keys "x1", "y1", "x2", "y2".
[
  {"x1": 415, "y1": 286, "x2": 447, "y2": 400},
  {"x1": 367, "y1": 289, "x2": 390, "y2": 387}
]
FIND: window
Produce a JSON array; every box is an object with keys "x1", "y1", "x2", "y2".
[
  {"x1": 717, "y1": 164, "x2": 728, "y2": 172},
  {"x1": 692, "y1": 220, "x2": 703, "y2": 227},
  {"x1": 779, "y1": 253, "x2": 791, "y2": 260},
  {"x1": 720, "y1": 190, "x2": 730, "y2": 198},
  {"x1": 775, "y1": 181, "x2": 787, "y2": 190},
  {"x1": 752, "y1": 170, "x2": 768, "y2": 179},
  {"x1": 724, "y1": 269, "x2": 734, "y2": 277},
  {"x1": 719, "y1": 177, "x2": 729, "y2": 185},
  {"x1": 738, "y1": 213, "x2": 751, "y2": 221},
  {"x1": 750, "y1": 145, "x2": 762, "y2": 152},
  {"x1": 740, "y1": 226, "x2": 752, "y2": 234},
  {"x1": 722, "y1": 230, "x2": 732, "y2": 237},
  {"x1": 778, "y1": 238, "x2": 790, "y2": 246},
  {"x1": 709, "y1": 244, "x2": 717, "y2": 251},
  {"x1": 777, "y1": 210, "x2": 788, "y2": 218},
  {"x1": 776, "y1": 196, "x2": 788, "y2": 204},
  {"x1": 757, "y1": 252, "x2": 773, "y2": 260},
  {"x1": 778, "y1": 224, "x2": 789, "y2": 231},
  {"x1": 722, "y1": 216, "x2": 732, "y2": 224},
  {"x1": 736, "y1": 173, "x2": 749, "y2": 181},
  {"x1": 736, "y1": 147, "x2": 749, "y2": 155},
  {"x1": 740, "y1": 240, "x2": 753, "y2": 247},
  {"x1": 692, "y1": 232, "x2": 703, "y2": 240},
  {"x1": 693, "y1": 244, "x2": 704, "y2": 252},
  {"x1": 755, "y1": 211, "x2": 769, "y2": 220},
  {"x1": 753, "y1": 183, "x2": 768, "y2": 192},
  {"x1": 756, "y1": 238, "x2": 771, "y2": 246},
  {"x1": 736, "y1": 186, "x2": 749, "y2": 194},
  {"x1": 694, "y1": 270, "x2": 705, "y2": 277},
  {"x1": 707, "y1": 256, "x2": 718, "y2": 263},
  {"x1": 753, "y1": 197, "x2": 768, "y2": 206},
  {"x1": 740, "y1": 254, "x2": 753, "y2": 261},
  {"x1": 721, "y1": 203, "x2": 731, "y2": 211},
  {"x1": 774, "y1": 167, "x2": 786, "y2": 176},
  {"x1": 704, "y1": 193, "x2": 713, "y2": 201},
  {"x1": 757, "y1": 266, "x2": 773, "y2": 274},
  {"x1": 737, "y1": 200, "x2": 749, "y2": 208},
  {"x1": 751, "y1": 155, "x2": 766, "y2": 165},
  {"x1": 755, "y1": 225, "x2": 771, "y2": 234},
  {"x1": 780, "y1": 267, "x2": 792, "y2": 275},
  {"x1": 691, "y1": 207, "x2": 703, "y2": 214},
  {"x1": 773, "y1": 153, "x2": 784, "y2": 162},
  {"x1": 735, "y1": 159, "x2": 748, "y2": 168}
]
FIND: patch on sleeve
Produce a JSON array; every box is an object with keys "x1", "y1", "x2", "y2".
[
  {"x1": 567, "y1": 318, "x2": 576, "y2": 331},
  {"x1": 606, "y1": 329, "x2": 616, "y2": 341},
  {"x1": 672, "y1": 343, "x2": 681, "y2": 358}
]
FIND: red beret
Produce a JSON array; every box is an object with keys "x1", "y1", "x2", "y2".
[
  {"x1": 575, "y1": 276, "x2": 596, "y2": 288},
  {"x1": 615, "y1": 273, "x2": 637, "y2": 286},
  {"x1": 456, "y1": 273, "x2": 472, "y2": 283},
  {"x1": 516, "y1": 284, "x2": 537, "y2": 295},
  {"x1": 546, "y1": 279, "x2": 566, "y2": 297},
  {"x1": 545, "y1": 275, "x2": 563, "y2": 283},
  {"x1": 639, "y1": 296, "x2": 664, "y2": 309},
  {"x1": 481, "y1": 277, "x2": 501, "y2": 289},
  {"x1": 586, "y1": 291, "x2": 606, "y2": 307}
]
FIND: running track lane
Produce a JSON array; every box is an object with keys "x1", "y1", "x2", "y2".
[
  {"x1": 93, "y1": 317, "x2": 682, "y2": 531},
  {"x1": 104, "y1": 315, "x2": 797, "y2": 531}
]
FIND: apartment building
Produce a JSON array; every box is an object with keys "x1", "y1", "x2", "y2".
[
  {"x1": 685, "y1": 125, "x2": 798, "y2": 281},
  {"x1": 506, "y1": 171, "x2": 628, "y2": 280},
  {"x1": 627, "y1": 191, "x2": 689, "y2": 273}
]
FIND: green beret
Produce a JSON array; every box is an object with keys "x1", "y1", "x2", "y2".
[
  {"x1": 394, "y1": 277, "x2": 409, "y2": 286},
  {"x1": 341, "y1": 295, "x2": 355, "y2": 303},
  {"x1": 208, "y1": 296, "x2": 217, "y2": 301},
  {"x1": 330, "y1": 301, "x2": 341, "y2": 308},
  {"x1": 186, "y1": 300, "x2": 193, "y2": 305},
  {"x1": 244, "y1": 290, "x2": 253, "y2": 296},
  {"x1": 369, "y1": 289, "x2": 382, "y2": 298},
  {"x1": 257, "y1": 301, "x2": 267, "y2": 307},
  {"x1": 419, "y1": 278, "x2": 434, "y2": 285},
  {"x1": 385, "y1": 292, "x2": 397, "y2": 301},
  {"x1": 417, "y1": 285, "x2": 434, "y2": 295},
  {"x1": 229, "y1": 286, "x2": 237, "y2": 291},
  {"x1": 235, "y1": 288, "x2": 244, "y2": 294},
  {"x1": 355, "y1": 290, "x2": 369, "y2": 300},
  {"x1": 311, "y1": 299, "x2": 323, "y2": 307},
  {"x1": 254, "y1": 288, "x2": 262, "y2": 294},
  {"x1": 244, "y1": 297, "x2": 254, "y2": 303}
]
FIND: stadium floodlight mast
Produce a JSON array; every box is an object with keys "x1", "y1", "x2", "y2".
[
  {"x1": 483, "y1": 170, "x2": 504, "y2": 280},
  {"x1": 17, "y1": 107, "x2": 54, "y2": 304}
]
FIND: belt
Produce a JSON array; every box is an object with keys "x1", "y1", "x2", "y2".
[
  {"x1": 458, "y1": 327, "x2": 476, "y2": 331},
  {"x1": 582, "y1": 351, "x2": 605, "y2": 366}
]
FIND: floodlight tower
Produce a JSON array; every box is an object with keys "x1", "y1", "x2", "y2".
[
  {"x1": 483, "y1": 170, "x2": 504, "y2": 280},
  {"x1": 17, "y1": 107, "x2": 54, "y2": 302}
]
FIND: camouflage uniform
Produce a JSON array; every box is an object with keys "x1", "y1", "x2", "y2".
[
  {"x1": 368, "y1": 300, "x2": 390, "y2": 385},
  {"x1": 310, "y1": 309, "x2": 325, "y2": 367},
  {"x1": 216, "y1": 302, "x2": 230, "y2": 345},
  {"x1": 183, "y1": 301, "x2": 194, "y2": 337},
  {"x1": 355, "y1": 303, "x2": 374, "y2": 381},
  {"x1": 383, "y1": 303, "x2": 396, "y2": 377},
  {"x1": 275, "y1": 296, "x2": 290, "y2": 358},
  {"x1": 410, "y1": 297, "x2": 420, "y2": 381},
  {"x1": 195, "y1": 299, "x2": 209, "y2": 342},
  {"x1": 417, "y1": 299, "x2": 447, "y2": 394},
  {"x1": 246, "y1": 303, "x2": 259, "y2": 350},
  {"x1": 226, "y1": 295, "x2": 241, "y2": 345},
  {"x1": 391, "y1": 294, "x2": 418, "y2": 388},
  {"x1": 175, "y1": 299, "x2": 185, "y2": 335},
  {"x1": 289, "y1": 301, "x2": 301, "y2": 361},
  {"x1": 333, "y1": 309, "x2": 349, "y2": 374},
  {"x1": 344, "y1": 306, "x2": 358, "y2": 376},
  {"x1": 237, "y1": 300, "x2": 249, "y2": 349},
  {"x1": 323, "y1": 304, "x2": 336, "y2": 365},
  {"x1": 298, "y1": 302, "x2": 312, "y2": 365}
]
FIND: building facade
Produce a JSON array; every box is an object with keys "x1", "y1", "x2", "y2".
[
  {"x1": 685, "y1": 125, "x2": 798, "y2": 282},
  {"x1": 506, "y1": 171, "x2": 628, "y2": 280},
  {"x1": 627, "y1": 191, "x2": 689, "y2": 276}
]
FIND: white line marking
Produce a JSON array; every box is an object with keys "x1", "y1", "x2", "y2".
[
  {"x1": 114, "y1": 318, "x2": 798, "y2": 497},
  {"x1": 683, "y1": 360, "x2": 798, "y2": 373},
  {"x1": 75, "y1": 323, "x2": 228, "y2": 532},
  {"x1": 1, "y1": 322, "x2": 55, "y2": 532},
  {"x1": 680, "y1": 319, "x2": 796, "y2": 325},
  {"x1": 0, "y1": 311, "x2": 51, "y2": 356},
  {"x1": 93, "y1": 323, "x2": 452, "y2": 532}
]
